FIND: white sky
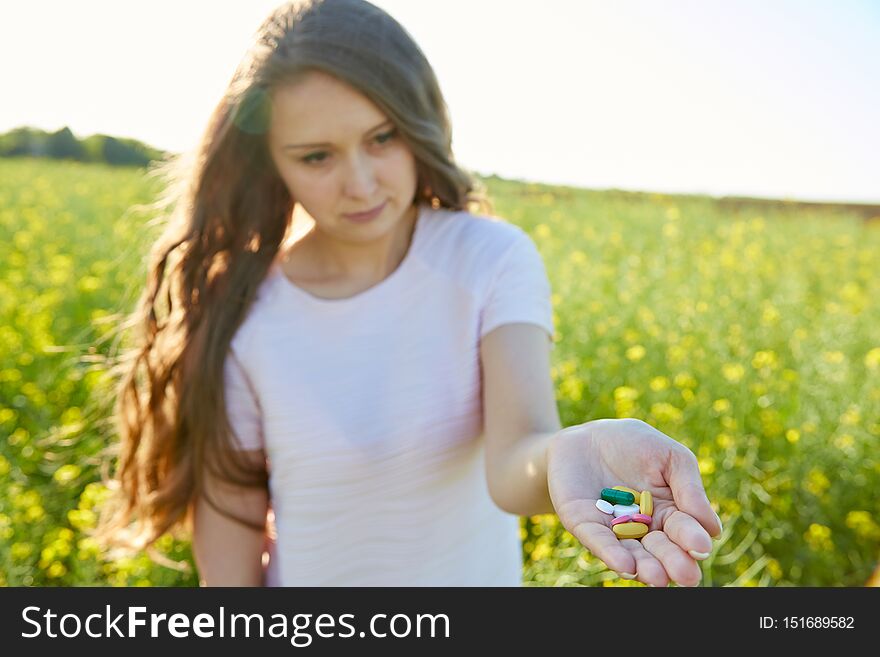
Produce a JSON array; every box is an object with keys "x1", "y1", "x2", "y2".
[{"x1": 2, "y1": 0, "x2": 878, "y2": 203}]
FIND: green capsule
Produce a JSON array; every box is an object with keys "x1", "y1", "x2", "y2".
[{"x1": 600, "y1": 487, "x2": 635, "y2": 506}]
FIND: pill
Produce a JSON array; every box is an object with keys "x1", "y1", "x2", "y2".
[
  {"x1": 611, "y1": 515, "x2": 633, "y2": 526},
  {"x1": 612, "y1": 486, "x2": 640, "y2": 504},
  {"x1": 639, "y1": 490, "x2": 653, "y2": 516},
  {"x1": 613, "y1": 503, "x2": 641, "y2": 517},
  {"x1": 600, "y1": 488, "x2": 635, "y2": 506},
  {"x1": 613, "y1": 522, "x2": 649, "y2": 539},
  {"x1": 631, "y1": 513, "x2": 652, "y2": 525},
  {"x1": 595, "y1": 499, "x2": 614, "y2": 515}
]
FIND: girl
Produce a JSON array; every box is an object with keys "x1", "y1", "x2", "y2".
[{"x1": 91, "y1": 0, "x2": 721, "y2": 587}]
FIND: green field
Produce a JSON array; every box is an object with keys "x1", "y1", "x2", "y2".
[{"x1": 1, "y1": 157, "x2": 878, "y2": 586}]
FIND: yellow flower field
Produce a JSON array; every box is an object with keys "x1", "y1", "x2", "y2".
[{"x1": 1, "y1": 158, "x2": 878, "y2": 586}]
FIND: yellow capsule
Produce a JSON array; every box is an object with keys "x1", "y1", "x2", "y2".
[
  {"x1": 613, "y1": 521, "x2": 649, "y2": 540},
  {"x1": 612, "y1": 486, "x2": 640, "y2": 504},
  {"x1": 639, "y1": 490, "x2": 653, "y2": 517}
]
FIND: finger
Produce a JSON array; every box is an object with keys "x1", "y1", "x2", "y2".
[
  {"x1": 667, "y1": 449, "x2": 723, "y2": 538},
  {"x1": 619, "y1": 539, "x2": 670, "y2": 587},
  {"x1": 569, "y1": 519, "x2": 637, "y2": 578},
  {"x1": 661, "y1": 509, "x2": 713, "y2": 559},
  {"x1": 641, "y1": 530, "x2": 703, "y2": 587}
]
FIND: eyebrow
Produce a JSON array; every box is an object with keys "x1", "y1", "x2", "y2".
[{"x1": 282, "y1": 120, "x2": 393, "y2": 150}]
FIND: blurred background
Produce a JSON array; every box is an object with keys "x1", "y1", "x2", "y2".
[{"x1": 0, "y1": 0, "x2": 878, "y2": 586}]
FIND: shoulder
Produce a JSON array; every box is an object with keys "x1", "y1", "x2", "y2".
[
  {"x1": 228, "y1": 261, "x2": 286, "y2": 358},
  {"x1": 419, "y1": 205, "x2": 533, "y2": 270}
]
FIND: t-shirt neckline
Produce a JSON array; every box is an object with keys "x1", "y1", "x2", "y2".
[{"x1": 272, "y1": 202, "x2": 427, "y2": 307}]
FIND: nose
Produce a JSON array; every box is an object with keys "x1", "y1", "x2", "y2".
[{"x1": 342, "y1": 151, "x2": 379, "y2": 200}]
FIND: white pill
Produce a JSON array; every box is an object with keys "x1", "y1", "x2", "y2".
[
  {"x1": 595, "y1": 499, "x2": 614, "y2": 515},
  {"x1": 613, "y1": 503, "x2": 641, "y2": 518}
]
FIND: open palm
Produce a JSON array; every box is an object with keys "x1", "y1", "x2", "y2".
[{"x1": 547, "y1": 418, "x2": 722, "y2": 587}]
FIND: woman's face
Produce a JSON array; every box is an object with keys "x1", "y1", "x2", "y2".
[{"x1": 267, "y1": 70, "x2": 419, "y2": 241}]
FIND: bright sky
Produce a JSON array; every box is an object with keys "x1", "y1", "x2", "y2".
[{"x1": 2, "y1": 0, "x2": 878, "y2": 203}]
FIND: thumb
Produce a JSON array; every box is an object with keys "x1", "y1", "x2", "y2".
[{"x1": 667, "y1": 448, "x2": 722, "y2": 538}]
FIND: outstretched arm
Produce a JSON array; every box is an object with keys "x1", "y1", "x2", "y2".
[
  {"x1": 480, "y1": 323, "x2": 561, "y2": 517},
  {"x1": 480, "y1": 323, "x2": 721, "y2": 586}
]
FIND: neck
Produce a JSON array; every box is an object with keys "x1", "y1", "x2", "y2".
[{"x1": 301, "y1": 203, "x2": 419, "y2": 282}]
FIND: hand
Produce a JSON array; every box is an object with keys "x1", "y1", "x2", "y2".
[{"x1": 546, "y1": 418, "x2": 723, "y2": 587}]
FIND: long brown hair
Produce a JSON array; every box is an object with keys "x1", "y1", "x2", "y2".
[{"x1": 89, "y1": 0, "x2": 494, "y2": 565}]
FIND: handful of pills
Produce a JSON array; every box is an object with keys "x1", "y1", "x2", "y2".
[{"x1": 595, "y1": 486, "x2": 653, "y2": 540}]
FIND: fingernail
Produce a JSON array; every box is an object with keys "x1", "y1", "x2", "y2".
[
  {"x1": 618, "y1": 572, "x2": 637, "y2": 580},
  {"x1": 688, "y1": 550, "x2": 711, "y2": 560}
]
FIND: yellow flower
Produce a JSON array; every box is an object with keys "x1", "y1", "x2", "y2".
[
  {"x1": 751, "y1": 350, "x2": 779, "y2": 370},
  {"x1": 626, "y1": 345, "x2": 646, "y2": 362},
  {"x1": 804, "y1": 523, "x2": 833, "y2": 552},
  {"x1": 785, "y1": 429, "x2": 800, "y2": 444},
  {"x1": 650, "y1": 402, "x2": 683, "y2": 424},
  {"x1": 804, "y1": 468, "x2": 830, "y2": 496},
  {"x1": 530, "y1": 543, "x2": 552, "y2": 561},
  {"x1": 67, "y1": 509, "x2": 97, "y2": 530},
  {"x1": 534, "y1": 223, "x2": 551, "y2": 238},
  {"x1": 11, "y1": 542, "x2": 34, "y2": 561},
  {"x1": 840, "y1": 405, "x2": 860, "y2": 426},
  {"x1": 834, "y1": 434, "x2": 855, "y2": 452},
  {"x1": 559, "y1": 376, "x2": 584, "y2": 402},
  {"x1": 865, "y1": 347, "x2": 880, "y2": 370},
  {"x1": 47, "y1": 562, "x2": 68, "y2": 579},
  {"x1": 568, "y1": 250, "x2": 587, "y2": 266},
  {"x1": 720, "y1": 249, "x2": 737, "y2": 269},
  {"x1": 845, "y1": 511, "x2": 880, "y2": 540},
  {"x1": 649, "y1": 376, "x2": 669, "y2": 391},
  {"x1": 712, "y1": 399, "x2": 731, "y2": 413},
  {"x1": 614, "y1": 386, "x2": 640, "y2": 401},
  {"x1": 53, "y1": 464, "x2": 81, "y2": 485},
  {"x1": 722, "y1": 363, "x2": 745, "y2": 383},
  {"x1": 760, "y1": 303, "x2": 780, "y2": 326}
]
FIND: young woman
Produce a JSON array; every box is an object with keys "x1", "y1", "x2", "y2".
[{"x1": 92, "y1": 0, "x2": 721, "y2": 587}]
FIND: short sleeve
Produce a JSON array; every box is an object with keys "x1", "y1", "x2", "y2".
[
  {"x1": 222, "y1": 349, "x2": 265, "y2": 451},
  {"x1": 479, "y1": 230, "x2": 555, "y2": 346}
]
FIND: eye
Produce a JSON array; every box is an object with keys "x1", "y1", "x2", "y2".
[
  {"x1": 375, "y1": 129, "x2": 396, "y2": 144},
  {"x1": 301, "y1": 151, "x2": 327, "y2": 165},
  {"x1": 299, "y1": 130, "x2": 397, "y2": 166}
]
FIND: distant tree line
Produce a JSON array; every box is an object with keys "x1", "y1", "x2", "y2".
[{"x1": 0, "y1": 126, "x2": 169, "y2": 167}]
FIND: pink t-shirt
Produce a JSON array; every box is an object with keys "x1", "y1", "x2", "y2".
[{"x1": 223, "y1": 202, "x2": 555, "y2": 586}]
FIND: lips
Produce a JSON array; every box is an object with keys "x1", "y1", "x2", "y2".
[{"x1": 343, "y1": 200, "x2": 387, "y2": 220}]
